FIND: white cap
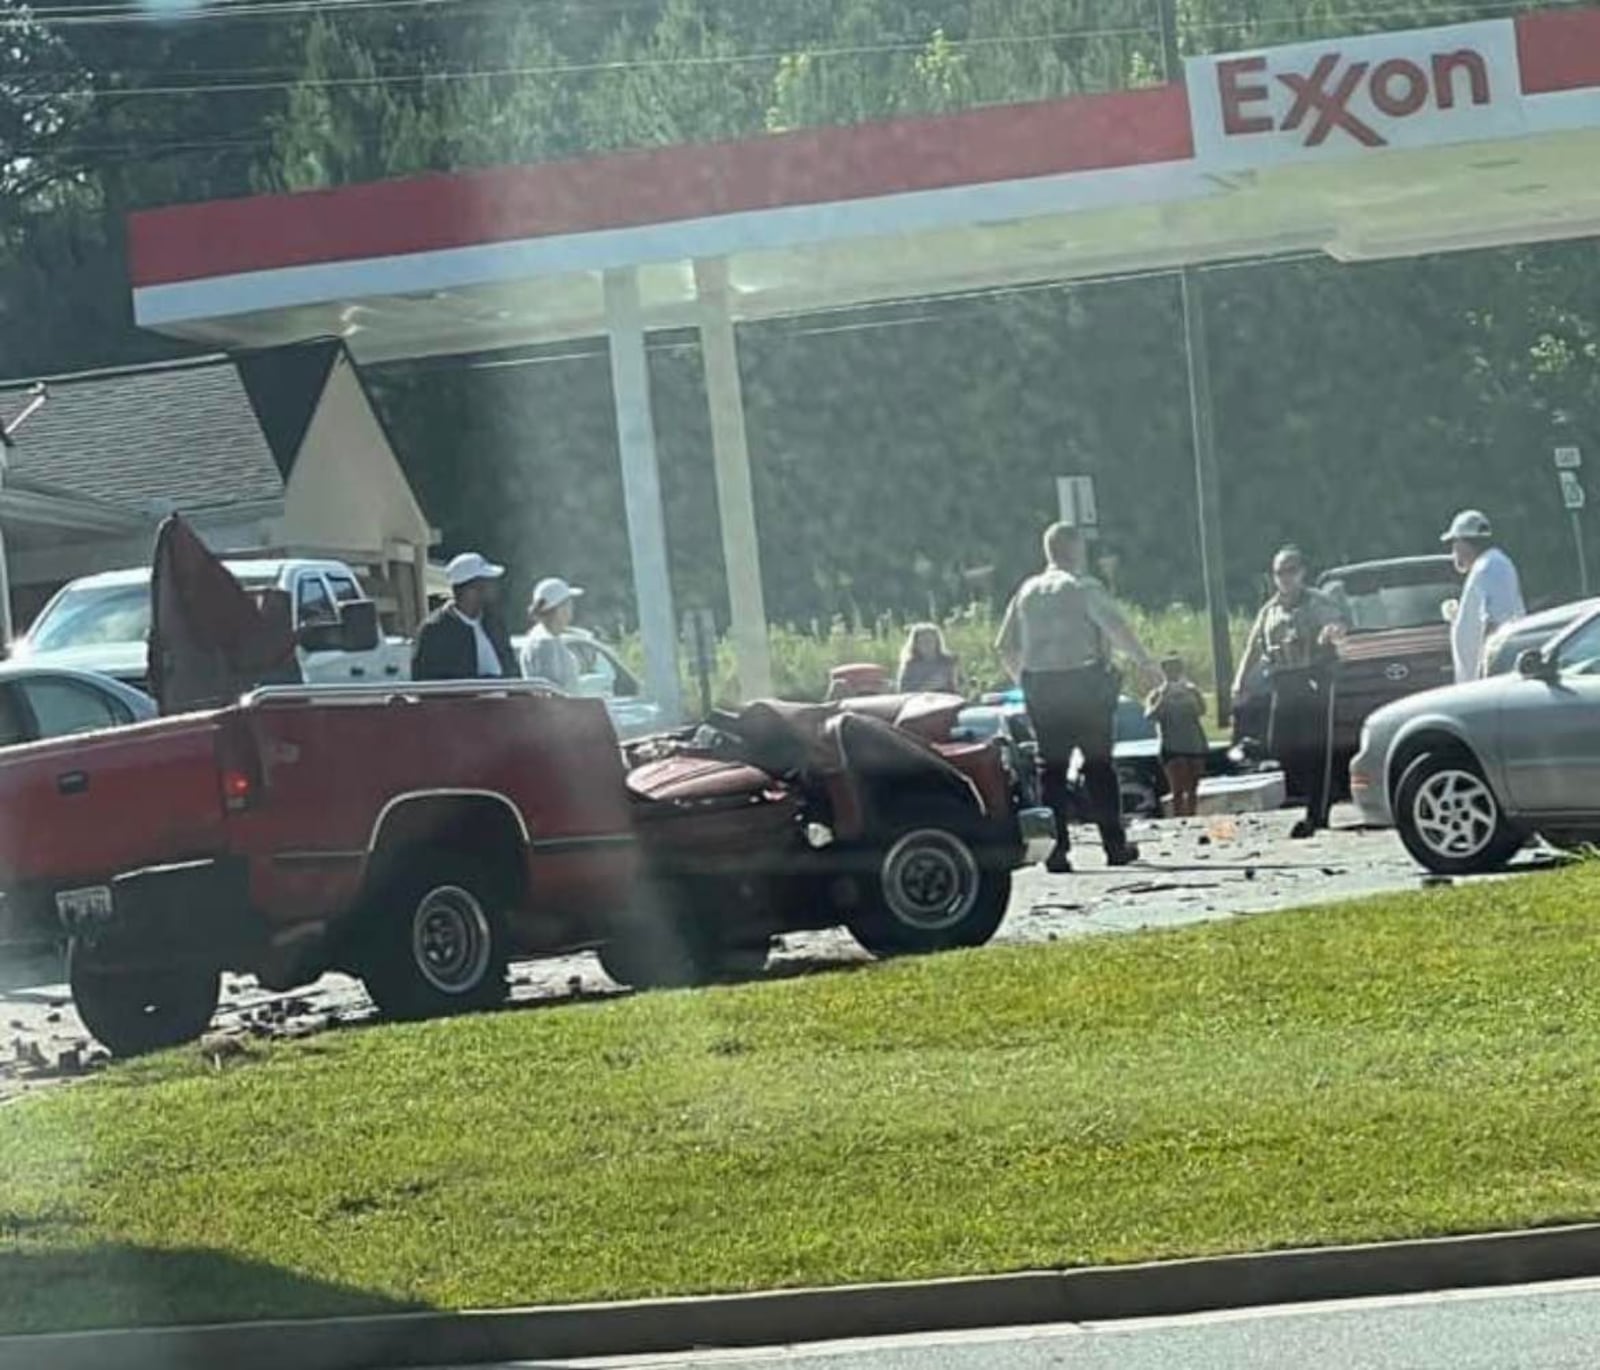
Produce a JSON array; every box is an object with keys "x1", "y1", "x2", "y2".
[
  {"x1": 1441, "y1": 509, "x2": 1493, "y2": 543},
  {"x1": 446, "y1": 552, "x2": 505, "y2": 587},
  {"x1": 531, "y1": 576, "x2": 584, "y2": 613}
]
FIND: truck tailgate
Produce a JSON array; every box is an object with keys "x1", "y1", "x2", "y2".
[{"x1": 0, "y1": 713, "x2": 229, "y2": 889}]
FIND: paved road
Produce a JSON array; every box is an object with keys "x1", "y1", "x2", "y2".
[
  {"x1": 0, "y1": 808, "x2": 1550, "y2": 1099},
  {"x1": 505, "y1": 1280, "x2": 1600, "y2": 1370}
]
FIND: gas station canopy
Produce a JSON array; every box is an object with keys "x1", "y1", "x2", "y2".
[{"x1": 126, "y1": 6, "x2": 1600, "y2": 713}]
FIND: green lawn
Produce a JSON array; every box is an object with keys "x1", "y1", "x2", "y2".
[{"x1": 4, "y1": 868, "x2": 1600, "y2": 1334}]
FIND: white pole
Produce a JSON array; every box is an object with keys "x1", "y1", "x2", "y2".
[
  {"x1": 603, "y1": 267, "x2": 684, "y2": 723},
  {"x1": 694, "y1": 257, "x2": 773, "y2": 702},
  {"x1": 0, "y1": 457, "x2": 11, "y2": 653}
]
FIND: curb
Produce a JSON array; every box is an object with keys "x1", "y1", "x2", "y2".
[{"x1": 4, "y1": 1223, "x2": 1599, "y2": 1370}]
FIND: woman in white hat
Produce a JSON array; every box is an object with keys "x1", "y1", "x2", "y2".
[{"x1": 519, "y1": 576, "x2": 584, "y2": 692}]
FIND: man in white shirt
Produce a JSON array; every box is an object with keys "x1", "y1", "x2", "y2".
[
  {"x1": 1443, "y1": 509, "x2": 1525, "y2": 684},
  {"x1": 410, "y1": 552, "x2": 515, "y2": 681}
]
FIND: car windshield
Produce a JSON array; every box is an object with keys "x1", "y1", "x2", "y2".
[
  {"x1": 1320, "y1": 575, "x2": 1458, "y2": 633},
  {"x1": 27, "y1": 584, "x2": 150, "y2": 651}
]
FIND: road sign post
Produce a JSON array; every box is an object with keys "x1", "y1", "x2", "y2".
[
  {"x1": 1055, "y1": 475, "x2": 1098, "y2": 535},
  {"x1": 1554, "y1": 448, "x2": 1589, "y2": 597}
]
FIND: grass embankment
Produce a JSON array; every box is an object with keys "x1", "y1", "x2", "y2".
[{"x1": 3, "y1": 868, "x2": 1600, "y2": 1333}]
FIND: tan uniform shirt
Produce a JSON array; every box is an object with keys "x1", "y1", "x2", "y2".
[
  {"x1": 996, "y1": 568, "x2": 1122, "y2": 673},
  {"x1": 1242, "y1": 587, "x2": 1346, "y2": 676}
]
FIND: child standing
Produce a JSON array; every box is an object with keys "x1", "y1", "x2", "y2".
[{"x1": 1145, "y1": 654, "x2": 1208, "y2": 818}]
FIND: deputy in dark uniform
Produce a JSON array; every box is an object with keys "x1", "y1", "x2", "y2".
[
  {"x1": 997, "y1": 523, "x2": 1159, "y2": 873},
  {"x1": 1232, "y1": 546, "x2": 1348, "y2": 839}
]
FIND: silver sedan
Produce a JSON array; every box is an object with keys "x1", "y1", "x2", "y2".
[{"x1": 1350, "y1": 604, "x2": 1600, "y2": 873}]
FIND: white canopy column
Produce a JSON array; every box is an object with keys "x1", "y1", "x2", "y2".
[
  {"x1": 695, "y1": 258, "x2": 774, "y2": 701},
  {"x1": 603, "y1": 267, "x2": 683, "y2": 723}
]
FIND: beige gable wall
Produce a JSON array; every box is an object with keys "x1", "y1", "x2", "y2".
[{"x1": 281, "y1": 354, "x2": 429, "y2": 559}]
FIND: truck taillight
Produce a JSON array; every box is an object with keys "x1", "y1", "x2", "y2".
[
  {"x1": 215, "y1": 718, "x2": 262, "y2": 813},
  {"x1": 221, "y1": 768, "x2": 254, "y2": 811}
]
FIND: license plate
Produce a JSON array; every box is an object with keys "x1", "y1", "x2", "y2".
[{"x1": 55, "y1": 886, "x2": 113, "y2": 928}]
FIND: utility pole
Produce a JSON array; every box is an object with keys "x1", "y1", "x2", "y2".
[
  {"x1": 0, "y1": 385, "x2": 49, "y2": 652},
  {"x1": 1156, "y1": 0, "x2": 1235, "y2": 724}
]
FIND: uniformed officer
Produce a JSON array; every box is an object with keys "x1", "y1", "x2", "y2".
[
  {"x1": 997, "y1": 523, "x2": 1159, "y2": 873},
  {"x1": 1232, "y1": 545, "x2": 1348, "y2": 839}
]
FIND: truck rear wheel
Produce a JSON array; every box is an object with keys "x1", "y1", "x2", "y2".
[
  {"x1": 359, "y1": 851, "x2": 510, "y2": 1021},
  {"x1": 68, "y1": 941, "x2": 220, "y2": 1057}
]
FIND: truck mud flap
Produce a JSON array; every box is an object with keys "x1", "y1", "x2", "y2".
[{"x1": 64, "y1": 858, "x2": 260, "y2": 972}]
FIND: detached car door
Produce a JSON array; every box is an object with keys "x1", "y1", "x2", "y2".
[{"x1": 1500, "y1": 614, "x2": 1600, "y2": 818}]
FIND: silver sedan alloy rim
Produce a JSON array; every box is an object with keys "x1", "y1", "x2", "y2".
[
  {"x1": 412, "y1": 885, "x2": 493, "y2": 994},
  {"x1": 1411, "y1": 768, "x2": 1498, "y2": 860}
]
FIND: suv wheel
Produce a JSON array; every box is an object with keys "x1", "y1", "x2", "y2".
[{"x1": 1394, "y1": 750, "x2": 1523, "y2": 876}]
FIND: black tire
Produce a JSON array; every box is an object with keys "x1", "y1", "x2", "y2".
[
  {"x1": 1393, "y1": 750, "x2": 1524, "y2": 876},
  {"x1": 596, "y1": 881, "x2": 722, "y2": 990},
  {"x1": 68, "y1": 941, "x2": 220, "y2": 1057},
  {"x1": 1116, "y1": 761, "x2": 1163, "y2": 818},
  {"x1": 358, "y1": 850, "x2": 510, "y2": 1021},
  {"x1": 847, "y1": 805, "x2": 1012, "y2": 958}
]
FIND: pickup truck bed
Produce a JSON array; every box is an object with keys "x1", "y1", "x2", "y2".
[{"x1": 0, "y1": 682, "x2": 635, "y2": 1054}]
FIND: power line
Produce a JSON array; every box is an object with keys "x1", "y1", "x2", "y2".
[{"x1": 10, "y1": 23, "x2": 1155, "y2": 101}]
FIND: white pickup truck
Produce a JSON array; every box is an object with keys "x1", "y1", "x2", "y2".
[{"x1": 11, "y1": 559, "x2": 410, "y2": 691}]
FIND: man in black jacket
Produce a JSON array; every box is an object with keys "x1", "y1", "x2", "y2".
[{"x1": 411, "y1": 552, "x2": 517, "y2": 682}]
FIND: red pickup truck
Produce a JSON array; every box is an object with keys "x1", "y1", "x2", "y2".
[{"x1": 0, "y1": 681, "x2": 635, "y2": 1056}]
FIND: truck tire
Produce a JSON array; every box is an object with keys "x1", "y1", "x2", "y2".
[
  {"x1": 596, "y1": 881, "x2": 722, "y2": 990},
  {"x1": 68, "y1": 942, "x2": 220, "y2": 1057},
  {"x1": 847, "y1": 803, "x2": 1011, "y2": 958},
  {"x1": 1393, "y1": 749, "x2": 1524, "y2": 876},
  {"x1": 359, "y1": 851, "x2": 510, "y2": 1021}
]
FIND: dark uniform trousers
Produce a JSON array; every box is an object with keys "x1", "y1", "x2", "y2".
[
  {"x1": 1021, "y1": 665, "x2": 1123, "y2": 853},
  {"x1": 1266, "y1": 664, "x2": 1335, "y2": 830}
]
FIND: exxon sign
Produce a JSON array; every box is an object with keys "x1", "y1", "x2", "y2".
[{"x1": 1186, "y1": 19, "x2": 1527, "y2": 173}]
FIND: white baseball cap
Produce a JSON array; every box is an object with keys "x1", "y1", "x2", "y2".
[
  {"x1": 1441, "y1": 509, "x2": 1493, "y2": 543},
  {"x1": 531, "y1": 576, "x2": 584, "y2": 612},
  {"x1": 446, "y1": 552, "x2": 506, "y2": 587}
]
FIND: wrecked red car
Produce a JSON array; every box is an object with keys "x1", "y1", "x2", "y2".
[{"x1": 611, "y1": 692, "x2": 1043, "y2": 987}]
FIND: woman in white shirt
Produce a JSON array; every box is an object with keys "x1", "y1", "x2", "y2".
[{"x1": 519, "y1": 576, "x2": 584, "y2": 692}]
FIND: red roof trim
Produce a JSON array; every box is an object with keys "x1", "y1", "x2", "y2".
[
  {"x1": 128, "y1": 84, "x2": 1192, "y2": 288},
  {"x1": 1516, "y1": 7, "x2": 1600, "y2": 95}
]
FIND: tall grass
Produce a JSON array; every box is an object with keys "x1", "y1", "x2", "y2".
[{"x1": 621, "y1": 601, "x2": 1253, "y2": 706}]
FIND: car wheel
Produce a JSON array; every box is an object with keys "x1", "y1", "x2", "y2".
[
  {"x1": 360, "y1": 851, "x2": 510, "y2": 1021},
  {"x1": 1116, "y1": 763, "x2": 1162, "y2": 818},
  {"x1": 68, "y1": 941, "x2": 220, "y2": 1057},
  {"x1": 1394, "y1": 750, "x2": 1524, "y2": 876},
  {"x1": 596, "y1": 880, "x2": 722, "y2": 990},
  {"x1": 847, "y1": 804, "x2": 1011, "y2": 958}
]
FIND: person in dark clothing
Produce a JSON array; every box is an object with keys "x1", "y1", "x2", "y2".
[
  {"x1": 1232, "y1": 546, "x2": 1348, "y2": 838},
  {"x1": 996, "y1": 523, "x2": 1159, "y2": 873},
  {"x1": 896, "y1": 622, "x2": 960, "y2": 693},
  {"x1": 411, "y1": 552, "x2": 517, "y2": 682}
]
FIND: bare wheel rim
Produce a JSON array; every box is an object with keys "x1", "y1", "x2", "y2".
[
  {"x1": 411, "y1": 885, "x2": 492, "y2": 994},
  {"x1": 880, "y1": 829, "x2": 981, "y2": 932},
  {"x1": 1411, "y1": 768, "x2": 1499, "y2": 860}
]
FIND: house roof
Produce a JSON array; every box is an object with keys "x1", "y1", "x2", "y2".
[{"x1": 0, "y1": 340, "x2": 343, "y2": 514}]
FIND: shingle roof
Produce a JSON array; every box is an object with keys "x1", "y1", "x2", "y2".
[{"x1": 0, "y1": 344, "x2": 340, "y2": 514}]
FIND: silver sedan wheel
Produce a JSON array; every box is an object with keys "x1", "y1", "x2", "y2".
[
  {"x1": 1410, "y1": 767, "x2": 1500, "y2": 861},
  {"x1": 411, "y1": 885, "x2": 493, "y2": 995}
]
